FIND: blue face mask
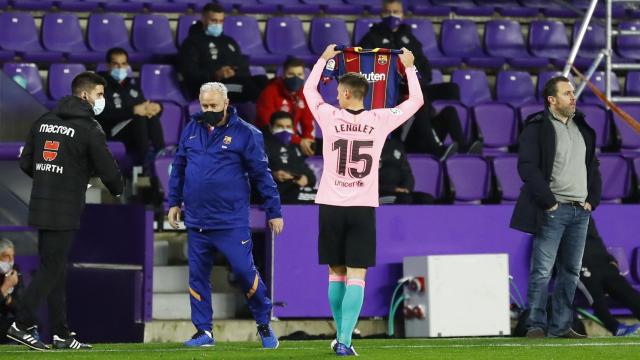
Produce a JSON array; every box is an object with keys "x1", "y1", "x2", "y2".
[
  {"x1": 382, "y1": 15, "x2": 403, "y2": 31},
  {"x1": 110, "y1": 67, "x2": 128, "y2": 82},
  {"x1": 206, "y1": 24, "x2": 223, "y2": 37},
  {"x1": 272, "y1": 129, "x2": 294, "y2": 145}
]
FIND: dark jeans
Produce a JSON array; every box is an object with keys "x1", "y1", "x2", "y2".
[
  {"x1": 16, "y1": 230, "x2": 74, "y2": 337},
  {"x1": 114, "y1": 114, "x2": 165, "y2": 166},
  {"x1": 404, "y1": 105, "x2": 467, "y2": 155},
  {"x1": 527, "y1": 203, "x2": 590, "y2": 336},
  {"x1": 581, "y1": 264, "x2": 640, "y2": 334}
]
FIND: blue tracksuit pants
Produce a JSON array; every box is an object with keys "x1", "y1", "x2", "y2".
[{"x1": 187, "y1": 227, "x2": 271, "y2": 331}]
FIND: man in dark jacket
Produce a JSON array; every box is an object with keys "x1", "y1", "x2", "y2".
[
  {"x1": 96, "y1": 47, "x2": 165, "y2": 166},
  {"x1": 263, "y1": 111, "x2": 316, "y2": 204},
  {"x1": 379, "y1": 136, "x2": 433, "y2": 204},
  {"x1": 510, "y1": 76, "x2": 601, "y2": 339},
  {"x1": 177, "y1": 3, "x2": 267, "y2": 102},
  {"x1": 579, "y1": 218, "x2": 640, "y2": 336},
  {"x1": 167, "y1": 82, "x2": 283, "y2": 349},
  {"x1": 10, "y1": 72, "x2": 123, "y2": 350},
  {"x1": 358, "y1": 0, "x2": 471, "y2": 159}
]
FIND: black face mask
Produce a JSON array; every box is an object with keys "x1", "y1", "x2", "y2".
[
  {"x1": 199, "y1": 110, "x2": 225, "y2": 127},
  {"x1": 283, "y1": 76, "x2": 304, "y2": 92}
]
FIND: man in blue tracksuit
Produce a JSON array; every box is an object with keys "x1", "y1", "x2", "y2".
[{"x1": 167, "y1": 82, "x2": 284, "y2": 348}]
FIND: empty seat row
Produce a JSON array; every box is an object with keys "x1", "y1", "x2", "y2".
[{"x1": 3, "y1": 12, "x2": 640, "y2": 68}]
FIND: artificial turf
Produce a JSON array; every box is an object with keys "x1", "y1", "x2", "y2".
[{"x1": 1, "y1": 337, "x2": 639, "y2": 359}]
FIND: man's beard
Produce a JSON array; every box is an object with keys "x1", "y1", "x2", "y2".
[{"x1": 557, "y1": 104, "x2": 575, "y2": 118}]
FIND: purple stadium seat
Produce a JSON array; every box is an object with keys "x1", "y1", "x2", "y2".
[
  {"x1": 309, "y1": 18, "x2": 350, "y2": 55},
  {"x1": 353, "y1": 18, "x2": 378, "y2": 46},
  {"x1": 265, "y1": 17, "x2": 315, "y2": 64},
  {"x1": 223, "y1": 15, "x2": 283, "y2": 66},
  {"x1": 234, "y1": 0, "x2": 280, "y2": 14},
  {"x1": 48, "y1": 63, "x2": 86, "y2": 101},
  {"x1": 572, "y1": 21, "x2": 610, "y2": 69},
  {"x1": 99, "y1": 0, "x2": 145, "y2": 12},
  {"x1": 127, "y1": 0, "x2": 189, "y2": 12},
  {"x1": 598, "y1": 155, "x2": 630, "y2": 202},
  {"x1": 445, "y1": 155, "x2": 490, "y2": 203},
  {"x1": 177, "y1": 15, "x2": 200, "y2": 46},
  {"x1": 303, "y1": 0, "x2": 363, "y2": 15},
  {"x1": 492, "y1": 155, "x2": 521, "y2": 203},
  {"x1": 141, "y1": 64, "x2": 188, "y2": 105},
  {"x1": 42, "y1": 13, "x2": 102, "y2": 63},
  {"x1": 250, "y1": 66, "x2": 267, "y2": 76},
  {"x1": 132, "y1": 15, "x2": 177, "y2": 60},
  {"x1": 625, "y1": 71, "x2": 640, "y2": 97},
  {"x1": 612, "y1": 104, "x2": 640, "y2": 153},
  {"x1": 518, "y1": 103, "x2": 543, "y2": 124},
  {"x1": 407, "y1": 154, "x2": 442, "y2": 198},
  {"x1": 431, "y1": 69, "x2": 444, "y2": 84},
  {"x1": 158, "y1": 101, "x2": 184, "y2": 147},
  {"x1": 484, "y1": 20, "x2": 548, "y2": 68},
  {"x1": 529, "y1": 20, "x2": 571, "y2": 64},
  {"x1": 450, "y1": 70, "x2": 492, "y2": 107},
  {"x1": 234, "y1": 102, "x2": 257, "y2": 124},
  {"x1": 345, "y1": 0, "x2": 382, "y2": 14},
  {"x1": 57, "y1": 0, "x2": 100, "y2": 11},
  {"x1": 0, "y1": 50, "x2": 13, "y2": 62},
  {"x1": 473, "y1": 103, "x2": 517, "y2": 153},
  {"x1": 523, "y1": 0, "x2": 574, "y2": 18},
  {"x1": 2, "y1": 63, "x2": 47, "y2": 104},
  {"x1": 304, "y1": 156, "x2": 324, "y2": 190},
  {"x1": 478, "y1": 0, "x2": 537, "y2": 17},
  {"x1": 441, "y1": 19, "x2": 505, "y2": 68},
  {"x1": 580, "y1": 71, "x2": 620, "y2": 104},
  {"x1": 616, "y1": 22, "x2": 640, "y2": 61},
  {"x1": 580, "y1": 104, "x2": 609, "y2": 149},
  {"x1": 409, "y1": 3, "x2": 451, "y2": 16},
  {"x1": 634, "y1": 157, "x2": 640, "y2": 188},
  {"x1": 0, "y1": 12, "x2": 64, "y2": 62},
  {"x1": 87, "y1": 14, "x2": 150, "y2": 64},
  {"x1": 496, "y1": 71, "x2": 536, "y2": 108},
  {"x1": 403, "y1": 18, "x2": 461, "y2": 68},
  {"x1": 431, "y1": 0, "x2": 493, "y2": 16},
  {"x1": 9, "y1": 0, "x2": 54, "y2": 10}
]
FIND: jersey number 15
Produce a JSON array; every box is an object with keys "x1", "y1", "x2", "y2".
[{"x1": 332, "y1": 139, "x2": 373, "y2": 179}]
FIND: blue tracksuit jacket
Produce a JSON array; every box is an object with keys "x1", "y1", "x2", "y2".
[{"x1": 168, "y1": 106, "x2": 282, "y2": 229}]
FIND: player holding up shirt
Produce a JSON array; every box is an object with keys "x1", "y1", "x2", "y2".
[{"x1": 303, "y1": 44, "x2": 423, "y2": 356}]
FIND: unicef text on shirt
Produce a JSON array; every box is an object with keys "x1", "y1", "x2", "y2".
[{"x1": 363, "y1": 72, "x2": 386, "y2": 82}]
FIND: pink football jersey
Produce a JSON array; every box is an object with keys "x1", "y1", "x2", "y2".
[{"x1": 303, "y1": 57, "x2": 424, "y2": 207}]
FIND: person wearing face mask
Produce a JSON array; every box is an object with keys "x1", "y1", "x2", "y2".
[
  {"x1": 263, "y1": 112, "x2": 316, "y2": 204},
  {"x1": 96, "y1": 47, "x2": 165, "y2": 167},
  {"x1": 256, "y1": 57, "x2": 316, "y2": 156},
  {"x1": 0, "y1": 239, "x2": 22, "y2": 344},
  {"x1": 178, "y1": 3, "x2": 267, "y2": 102},
  {"x1": 167, "y1": 82, "x2": 283, "y2": 349},
  {"x1": 358, "y1": 0, "x2": 478, "y2": 159},
  {"x1": 11, "y1": 72, "x2": 123, "y2": 351}
]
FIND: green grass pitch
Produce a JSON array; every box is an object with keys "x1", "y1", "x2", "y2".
[{"x1": 0, "y1": 337, "x2": 639, "y2": 359}]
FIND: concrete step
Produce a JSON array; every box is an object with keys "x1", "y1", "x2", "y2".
[
  {"x1": 144, "y1": 319, "x2": 387, "y2": 343},
  {"x1": 152, "y1": 292, "x2": 241, "y2": 320},
  {"x1": 153, "y1": 265, "x2": 235, "y2": 293}
]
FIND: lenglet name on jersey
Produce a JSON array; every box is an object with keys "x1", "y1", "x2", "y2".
[{"x1": 334, "y1": 123, "x2": 375, "y2": 134}]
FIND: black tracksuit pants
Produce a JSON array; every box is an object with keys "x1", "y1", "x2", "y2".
[
  {"x1": 16, "y1": 230, "x2": 74, "y2": 337},
  {"x1": 581, "y1": 264, "x2": 640, "y2": 334}
]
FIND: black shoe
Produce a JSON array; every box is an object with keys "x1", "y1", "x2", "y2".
[
  {"x1": 559, "y1": 328, "x2": 587, "y2": 339},
  {"x1": 525, "y1": 327, "x2": 545, "y2": 339},
  {"x1": 6, "y1": 322, "x2": 49, "y2": 351},
  {"x1": 52, "y1": 332, "x2": 92, "y2": 350},
  {"x1": 438, "y1": 142, "x2": 458, "y2": 162}
]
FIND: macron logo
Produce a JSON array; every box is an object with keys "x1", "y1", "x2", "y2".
[{"x1": 362, "y1": 72, "x2": 386, "y2": 83}]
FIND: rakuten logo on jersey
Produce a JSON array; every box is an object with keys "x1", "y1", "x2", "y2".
[{"x1": 362, "y1": 72, "x2": 386, "y2": 83}]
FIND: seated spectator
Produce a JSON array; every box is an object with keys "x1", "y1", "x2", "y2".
[
  {"x1": 359, "y1": 0, "x2": 479, "y2": 159},
  {"x1": 579, "y1": 218, "x2": 640, "y2": 336},
  {"x1": 379, "y1": 136, "x2": 433, "y2": 204},
  {"x1": 256, "y1": 57, "x2": 315, "y2": 156},
  {"x1": 178, "y1": 3, "x2": 267, "y2": 102},
  {"x1": 263, "y1": 112, "x2": 316, "y2": 204},
  {"x1": 96, "y1": 47, "x2": 165, "y2": 167},
  {"x1": 0, "y1": 239, "x2": 22, "y2": 344}
]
